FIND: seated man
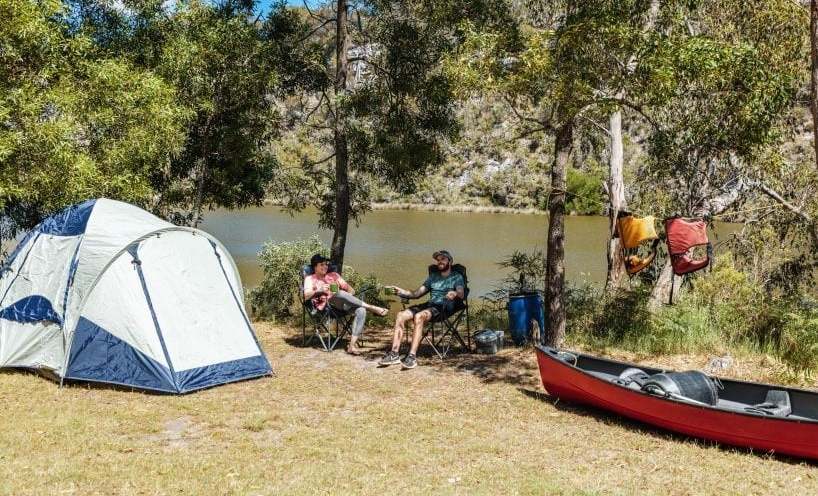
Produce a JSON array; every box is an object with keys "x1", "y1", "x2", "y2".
[
  {"x1": 380, "y1": 250, "x2": 465, "y2": 369},
  {"x1": 303, "y1": 254, "x2": 388, "y2": 355}
]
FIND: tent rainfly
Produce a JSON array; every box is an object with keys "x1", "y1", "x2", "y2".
[{"x1": 0, "y1": 199, "x2": 272, "y2": 393}]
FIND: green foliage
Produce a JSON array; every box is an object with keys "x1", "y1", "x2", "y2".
[
  {"x1": 249, "y1": 234, "x2": 389, "y2": 324},
  {"x1": 67, "y1": 0, "x2": 285, "y2": 225},
  {"x1": 267, "y1": 0, "x2": 518, "y2": 236},
  {"x1": 250, "y1": 235, "x2": 326, "y2": 320},
  {"x1": 566, "y1": 167, "x2": 605, "y2": 215},
  {"x1": 0, "y1": 0, "x2": 188, "y2": 241},
  {"x1": 565, "y1": 253, "x2": 818, "y2": 373},
  {"x1": 779, "y1": 309, "x2": 818, "y2": 374},
  {"x1": 495, "y1": 249, "x2": 546, "y2": 295}
]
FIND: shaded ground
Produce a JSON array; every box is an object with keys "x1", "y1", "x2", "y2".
[{"x1": 1, "y1": 322, "x2": 818, "y2": 495}]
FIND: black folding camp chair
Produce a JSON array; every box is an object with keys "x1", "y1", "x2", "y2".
[
  {"x1": 300, "y1": 263, "x2": 356, "y2": 352},
  {"x1": 401, "y1": 264, "x2": 471, "y2": 359}
]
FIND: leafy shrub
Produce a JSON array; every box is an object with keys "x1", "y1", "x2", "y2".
[
  {"x1": 249, "y1": 235, "x2": 390, "y2": 324},
  {"x1": 470, "y1": 295, "x2": 510, "y2": 332},
  {"x1": 496, "y1": 249, "x2": 546, "y2": 295},
  {"x1": 566, "y1": 167, "x2": 605, "y2": 215},
  {"x1": 249, "y1": 235, "x2": 325, "y2": 320},
  {"x1": 648, "y1": 303, "x2": 722, "y2": 354},
  {"x1": 779, "y1": 309, "x2": 818, "y2": 374}
]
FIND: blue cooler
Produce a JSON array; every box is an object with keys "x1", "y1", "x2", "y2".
[{"x1": 507, "y1": 291, "x2": 545, "y2": 345}]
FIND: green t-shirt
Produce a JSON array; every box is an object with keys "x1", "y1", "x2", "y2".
[{"x1": 423, "y1": 271, "x2": 465, "y2": 304}]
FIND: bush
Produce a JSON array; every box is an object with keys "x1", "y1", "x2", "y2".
[
  {"x1": 566, "y1": 167, "x2": 605, "y2": 215},
  {"x1": 249, "y1": 235, "x2": 325, "y2": 320},
  {"x1": 779, "y1": 309, "x2": 818, "y2": 374},
  {"x1": 249, "y1": 235, "x2": 390, "y2": 324}
]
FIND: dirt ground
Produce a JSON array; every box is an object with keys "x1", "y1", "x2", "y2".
[{"x1": 1, "y1": 322, "x2": 818, "y2": 495}]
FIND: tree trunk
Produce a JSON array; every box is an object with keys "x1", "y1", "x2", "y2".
[
  {"x1": 543, "y1": 121, "x2": 573, "y2": 347},
  {"x1": 809, "y1": 0, "x2": 818, "y2": 167},
  {"x1": 330, "y1": 0, "x2": 350, "y2": 270},
  {"x1": 648, "y1": 259, "x2": 681, "y2": 311},
  {"x1": 191, "y1": 159, "x2": 207, "y2": 228},
  {"x1": 605, "y1": 109, "x2": 628, "y2": 291},
  {"x1": 605, "y1": 0, "x2": 660, "y2": 290}
]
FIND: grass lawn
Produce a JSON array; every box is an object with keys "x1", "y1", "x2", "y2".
[{"x1": 2, "y1": 322, "x2": 818, "y2": 495}]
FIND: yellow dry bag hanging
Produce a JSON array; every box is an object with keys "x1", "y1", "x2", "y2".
[{"x1": 616, "y1": 213, "x2": 660, "y2": 275}]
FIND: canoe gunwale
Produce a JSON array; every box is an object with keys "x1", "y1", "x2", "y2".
[{"x1": 534, "y1": 344, "x2": 818, "y2": 425}]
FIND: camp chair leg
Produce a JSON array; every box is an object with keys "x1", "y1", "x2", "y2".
[
  {"x1": 302, "y1": 309, "x2": 307, "y2": 346},
  {"x1": 422, "y1": 324, "x2": 445, "y2": 360},
  {"x1": 430, "y1": 312, "x2": 469, "y2": 358},
  {"x1": 314, "y1": 327, "x2": 331, "y2": 352},
  {"x1": 465, "y1": 307, "x2": 471, "y2": 350}
]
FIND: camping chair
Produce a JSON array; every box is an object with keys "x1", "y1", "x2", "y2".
[
  {"x1": 400, "y1": 264, "x2": 471, "y2": 359},
  {"x1": 300, "y1": 263, "x2": 356, "y2": 352},
  {"x1": 616, "y1": 212, "x2": 660, "y2": 276},
  {"x1": 664, "y1": 216, "x2": 714, "y2": 303}
]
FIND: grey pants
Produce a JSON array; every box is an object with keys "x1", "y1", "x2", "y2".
[{"x1": 328, "y1": 290, "x2": 367, "y2": 337}]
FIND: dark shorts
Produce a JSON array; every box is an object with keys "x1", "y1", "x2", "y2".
[{"x1": 407, "y1": 299, "x2": 465, "y2": 320}]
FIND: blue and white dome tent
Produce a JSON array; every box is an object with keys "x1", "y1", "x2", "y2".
[{"x1": 0, "y1": 199, "x2": 272, "y2": 393}]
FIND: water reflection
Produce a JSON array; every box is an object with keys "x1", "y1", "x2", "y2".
[{"x1": 200, "y1": 206, "x2": 735, "y2": 298}]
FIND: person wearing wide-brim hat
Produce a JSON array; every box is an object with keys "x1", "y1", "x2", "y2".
[
  {"x1": 381, "y1": 250, "x2": 465, "y2": 369},
  {"x1": 303, "y1": 254, "x2": 388, "y2": 355}
]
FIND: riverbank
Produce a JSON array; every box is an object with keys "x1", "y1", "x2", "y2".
[
  {"x1": 2, "y1": 322, "x2": 817, "y2": 495},
  {"x1": 263, "y1": 198, "x2": 552, "y2": 216}
]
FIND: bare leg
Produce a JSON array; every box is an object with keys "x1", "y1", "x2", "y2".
[
  {"x1": 391, "y1": 310, "x2": 413, "y2": 352},
  {"x1": 410, "y1": 310, "x2": 431, "y2": 355}
]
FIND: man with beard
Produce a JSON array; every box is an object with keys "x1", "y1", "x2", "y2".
[{"x1": 380, "y1": 250, "x2": 465, "y2": 369}]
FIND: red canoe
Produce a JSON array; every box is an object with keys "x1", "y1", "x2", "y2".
[{"x1": 535, "y1": 345, "x2": 818, "y2": 460}]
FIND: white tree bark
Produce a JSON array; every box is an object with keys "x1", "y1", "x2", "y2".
[
  {"x1": 605, "y1": 109, "x2": 628, "y2": 290},
  {"x1": 605, "y1": 0, "x2": 661, "y2": 291}
]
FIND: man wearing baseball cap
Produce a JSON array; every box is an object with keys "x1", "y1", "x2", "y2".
[{"x1": 381, "y1": 250, "x2": 465, "y2": 369}]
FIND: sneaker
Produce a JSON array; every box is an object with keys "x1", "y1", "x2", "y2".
[
  {"x1": 401, "y1": 353, "x2": 417, "y2": 369},
  {"x1": 378, "y1": 350, "x2": 401, "y2": 366}
]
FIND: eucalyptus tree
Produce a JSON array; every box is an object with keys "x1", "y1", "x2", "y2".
[
  {"x1": 266, "y1": 0, "x2": 514, "y2": 269},
  {"x1": 0, "y1": 0, "x2": 189, "y2": 249},
  {"x1": 67, "y1": 0, "x2": 285, "y2": 226},
  {"x1": 448, "y1": 1, "x2": 687, "y2": 345},
  {"x1": 635, "y1": 0, "x2": 808, "y2": 306}
]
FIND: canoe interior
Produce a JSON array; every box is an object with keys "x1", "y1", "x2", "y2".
[{"x1": 538, "y1": 346, "x2": 818, "y2": 423}]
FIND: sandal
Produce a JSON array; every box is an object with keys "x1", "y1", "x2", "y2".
[{"x1": 346, "y1": 346, "x2": 363, "y2": 356}]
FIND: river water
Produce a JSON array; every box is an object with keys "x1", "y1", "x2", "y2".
[{"x1": 200, "y1": 206, "x2": 736, "y2": 298}]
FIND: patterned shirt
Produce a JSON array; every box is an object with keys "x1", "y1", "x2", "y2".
[{"x1": 304, "y1": 272, "x2": 349, "y2": 310}]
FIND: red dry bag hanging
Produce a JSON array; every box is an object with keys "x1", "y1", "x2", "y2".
[
  {"x1": 663, "y1": 217, "x2": 714, "y2": 304},
  {"x1": 664, "y1": 217, "x2": 713, "y2": 276}
]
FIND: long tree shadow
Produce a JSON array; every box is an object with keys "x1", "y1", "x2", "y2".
[
  {"x1": 280, "y1": 324, "x2": 543, "y2": 387},
  {"x1": 517, "y1": 387, "x2": 818, "y2": 467}
]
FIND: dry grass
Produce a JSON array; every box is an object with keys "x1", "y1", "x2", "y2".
[{"x1": 2, "y1": 322, "x2": 818, "y2": 495}]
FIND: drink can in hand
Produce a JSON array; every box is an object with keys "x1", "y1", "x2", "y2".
[{"x1": 330, "y1": 283, "x2": 339, "y2": 293}]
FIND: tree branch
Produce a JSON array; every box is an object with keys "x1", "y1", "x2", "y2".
[
  {"x1": 303, "y1": 0, "x2": 332, "y2": 23},
  {"x1": 503, "y1": 95, "x2": 553, "y2": 132},
  {"x1": 307, "y1": 153, "x2": 337, "y2": 169},
  {"x1": 298, "y1": 18, "x2": 336, "y2": 44},
  {"x1": 580, "y1": 115, "x2": 611, "y2": 137}
]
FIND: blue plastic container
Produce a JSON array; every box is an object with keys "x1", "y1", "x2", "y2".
[{"x1": 507, "y1": 292, "x2": 545, "y2": 345}]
